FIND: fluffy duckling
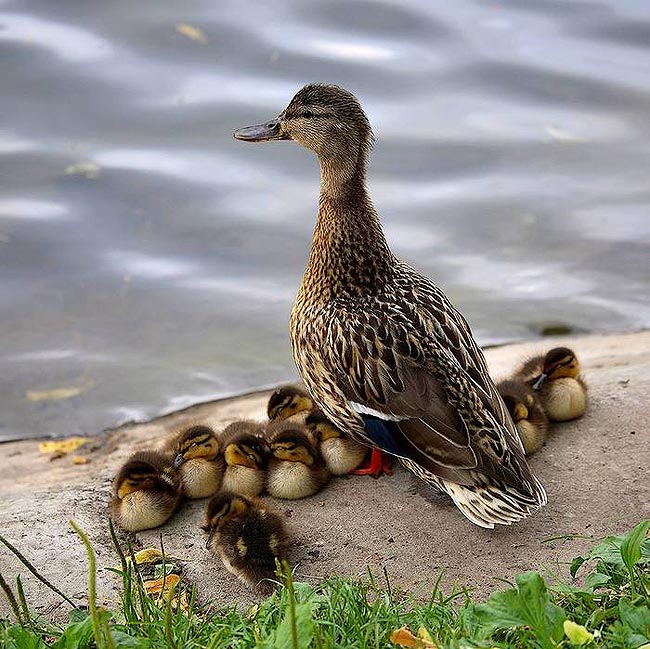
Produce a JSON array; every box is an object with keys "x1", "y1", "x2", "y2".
[
  {"x1": 111, "y1": 451, "x2": 182, "y2": 532},
  {"x1": 516, "y1": 347, "x2": 588, "y2": 421},
  {"x1": 266, "y1": 422, "x2": 330, "y2": 499},
  {"x1": 202, "y1": 491, "x2": 289, "y2": 594},
  {"x1": 221, "y1": 421, "x2": 268, "y2": 497},
  {"x1": 497, "y1": 380, "x2": 550, "y2": 456},
  {"x1": 304, "y1": 409, "x2": 367, "y2": 475},
  {"x1": 168, "y1": 425, "x2": 224, "y2": 499},
  {"x1": 267, "y1": 384, "x2": 314, "y2": 423}
]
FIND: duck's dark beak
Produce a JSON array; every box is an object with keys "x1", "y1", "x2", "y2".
[
  {"x1": 531, "y1": 373, "x2": 547, "y2": 391},
  {"x1": 205, "y1": 527, "x2": 217, "y2": 549},
  {"x1": 234, "y1": 119, "x2": 290, "y2": 142},
  {"x1": 173, "y1": 453, "x2": 185, "y2": 469}
]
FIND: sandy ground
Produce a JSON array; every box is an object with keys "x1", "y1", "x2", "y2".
[{"x1": 1, "y1": 331, "x2": 648, "y2": 620}]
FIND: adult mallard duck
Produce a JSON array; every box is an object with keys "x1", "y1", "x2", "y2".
[
  {"x1": 497, "y1": 379, "x2": 550, "y2": 456},
  {"x1": 235, "y1": 84, "x2": 547, "y2": 527},
  {"x1": 515, "y1": 347, "x2": 588, "y2": 422}
]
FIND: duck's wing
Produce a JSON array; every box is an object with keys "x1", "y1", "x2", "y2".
[{"x1": 319, "y1": 289, "x2": 534, "y2": 493}]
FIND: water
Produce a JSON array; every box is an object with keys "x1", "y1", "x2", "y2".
[{"x1": 2, "y1": 0, "x2": 649, "y2": 441}]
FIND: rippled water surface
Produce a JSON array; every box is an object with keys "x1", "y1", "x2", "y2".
[{"x1": 2, "y1": 0, "x2": 650, "y2": 440}]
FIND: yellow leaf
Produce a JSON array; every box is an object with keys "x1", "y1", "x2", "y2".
[
  {"x1": 417, "y1": 628, "x2": 434, "y2": 643},
  {"x1": 133, "y1": 548, "x2": 164, "y2": 564},
  {"x1": 27, "y1": 378, "x2": 94, "y2": 402},
  {"x1": 144, "y1": 574, "x2": 180, "y2": 596},
  {"x1": 175, "y1": 23, "x2": 208, "y2": 44},
  {"x1": 564, "y1": 620, "x2": 594, "y2": 645},
  {"x1": 390, "y1": 626, "x2": 437, "y2": 648},
  {"x1": 115, "y1": 547, "x2": 183, "y2": 571},
  {"x1": 39, "y1": 437, "x2": 90, "y2": 454},
  {"x1": 545, "y1": 125, "x2": 587, "y2": 144},
  {"x1": 28, "y1": 386, "x2": 83, "y2": 401},
  {"x1": 72, "y1": 455, "x2": 89, "y2": 465},
  {"x1": 64, "y1": 162, "x2": 101, "y2": 179}
]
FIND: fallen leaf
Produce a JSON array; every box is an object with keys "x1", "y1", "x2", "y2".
[
  {"x1": 72, "y1": 456, "x2": 90, "y2": 465},
  {"x1": 144, "y1": 574, "x2": 180, "y2": 596},
  {"x1": 133, "y1": 547, "x2": 182, "y2": 564},
  {"x1": 564, "y1": 620, "x2": 594, "y2": 645},
  {"x1": 28, "y1": 386, "x2": 84, "y2": 401},
  {"x1": 175, "y1": 23, "x2": 208, "y2": 44},
  {"x1": 390, "y1": 626, "x2": 437, "y2": 648},
  {"x1": 64, "y1": 162, "x2": 101, "y2": 179},
  {"x1": 545, "y1": 125, "x2": 587, "y2": 144},
  {"x1": 39, "y1": 437, "x2": 90, "y2": 455},
  {"x1": 417, "y1": 628, "x2": 434, "y2": 644},
  {"x1": 133, "y1": 548, "x2": 165, "y2": 565},
  {"x1": 27, "y1": 379, "x2": 94, "y2": 402},
  {"x1": 143, "y1": 574, "x2": 188, "y2": 611}
]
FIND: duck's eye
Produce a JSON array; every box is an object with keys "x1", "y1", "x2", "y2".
[{"x1": 302, "y1": 110, "x2": 313, "y2": 119}]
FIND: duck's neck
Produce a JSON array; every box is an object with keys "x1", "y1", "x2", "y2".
[{"x1": 303, "y1": 146, "x2": 393, "y2": 299}]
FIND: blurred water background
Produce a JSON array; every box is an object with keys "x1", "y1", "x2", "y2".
[{"x1": 2, "y1": 0, "x2": 650, "y2": 441}]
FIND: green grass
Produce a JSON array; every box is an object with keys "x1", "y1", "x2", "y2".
[{"x1": 1, "y1": 520, "x2": 648, "y2": 648}]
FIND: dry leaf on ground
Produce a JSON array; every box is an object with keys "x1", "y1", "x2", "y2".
[
  {"x1": 27, "y1": 378, "x2": 94, "y2": 402},
  {"x1": 390, "y1": 626, "x2": 438, "y2": 648},
  {"x1": 176, "y1": 23, "x2": 208, "y2": 44},
  {"x1": 38, "y1": 437, "x2": 90, "y2": 455},
  {"x1": 64, "y1": 162, "x2": 101, "y2": 179}
]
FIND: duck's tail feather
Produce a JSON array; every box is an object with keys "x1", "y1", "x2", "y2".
[
  {"x1": 404, "y1": 459, "x2": 547, "y2": 528},
  {"x1": 440, "y1": 479, "x2": 546, "y2": 529}
]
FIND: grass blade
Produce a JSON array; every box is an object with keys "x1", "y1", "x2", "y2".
[
  {"x1": 0, "y1": 534, "x2": 77, "y2": 609},
  {"x1": 0, "y1": 569, "x2": 23, "y2": 624},
  {"x1": 69, "y1": 520, "x2": 104, "y2": 649}
]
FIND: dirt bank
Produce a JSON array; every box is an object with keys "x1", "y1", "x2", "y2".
[{"x1": 1, "y1": 331, "x2": 648, "y2": 619}]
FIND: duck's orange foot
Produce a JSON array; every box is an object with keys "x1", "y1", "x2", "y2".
[{"x1": 351, "y1": 448, "x2": 392, "y2": 478}]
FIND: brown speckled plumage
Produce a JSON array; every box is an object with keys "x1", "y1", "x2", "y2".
[
  {"x1": 235, "y1": 84, "x2": 547, "y2": 527},
  {"x1": 203, "y1": 492, "x2": 289, "y2": 594}
]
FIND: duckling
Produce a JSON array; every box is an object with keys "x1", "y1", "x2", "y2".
[
  {"x1": 516, "y1": 347, "x2": 588, "y2": 422},
  {"x1": 267, "y1": 384, "x2": 315, "y2": 423},
  {"x1": 304, "y1": 409, "x2": 367, "y2": 475},
  {"x1": 167, "y1": 424, "x2": 224, "y2": 499},
  {"x1": 111, "y1": 451, "x2": 182, "y2": 532},
  {"x1": 221, "y1": 421, "x2": 268, "y2": 497},
  {"x1": 497, "y1": 380, "x2": 550, "y2": 456},
  {"x1": 266, "y1": 421, "x2": 330, "y2": 499},
  {"x1": 202, "y1": 491, "x2": 289, "y2": 594}
]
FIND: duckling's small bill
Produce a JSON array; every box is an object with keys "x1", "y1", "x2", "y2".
[{"x1": 234, "y1": 121, "x2": 290, "y2": 142}]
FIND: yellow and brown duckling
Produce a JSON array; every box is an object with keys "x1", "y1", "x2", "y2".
[
  {"x1": 221, "y1": 421, "x2": 268, "y2": 497},
  {"x1": 304, "y1": 409, "x2": 367, "y2": 475},
  {"x1": 111, "y1": 451, "x2": 182, "y2": 532},
  {"x1": 167, "y1": 424, "x2": 224, "y2": 499},
  {"x1": 516, "y1": 347, "x2": 588, "y2": 422},
  {"x1": 497, "y1": 380, "x2": 550, "y2": 456},
  {"x1": 267, "y1": 384, "x2": 314, "y2": 423},
  {"x1": 266, "y1": 421, "x2": 330, "y2": 499},
  {"x1": 202, "y1": 491, "x2": 289, "y2": 594}
]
